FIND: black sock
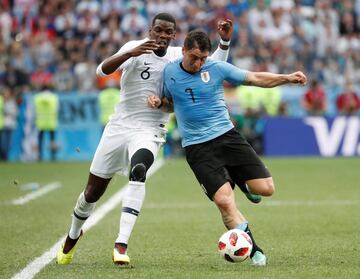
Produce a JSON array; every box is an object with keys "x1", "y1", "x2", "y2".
[
  {"x1": 63, "y1": 232, "x2": 82, "y2": 254},
  {"x1": 237, "y1": 183, "x2": 249, "y2": 194},
  {"x1": 245, "y1": 225, "x2": 264, "y2": 258}
]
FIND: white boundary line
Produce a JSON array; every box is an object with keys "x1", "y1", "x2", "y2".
[
  {"x1": 11, "y1": 159, "x2": 164, "y2": 279},
  {"x1": 12, "y1": 182, "x2": 62, "y2": 205}
]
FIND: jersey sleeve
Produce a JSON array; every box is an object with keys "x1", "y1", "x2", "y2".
[
  {"x1": 209, "y1": 46, "x2": 229, "y2": 62},
  {"x1": 216, "y1": 61, "x2": 248, "y2": 86}
]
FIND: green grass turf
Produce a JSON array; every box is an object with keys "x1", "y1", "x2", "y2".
[{"x1": 1, "y1": 158, "x2": 359, "y2": 279}]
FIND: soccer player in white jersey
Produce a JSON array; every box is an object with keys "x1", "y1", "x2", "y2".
[
  {"x1": 57, "y1": 13, "x2": 233, "y2": 266},
  {"x1": 148, "y1": 30, "x2": 307, "y2": 266}
]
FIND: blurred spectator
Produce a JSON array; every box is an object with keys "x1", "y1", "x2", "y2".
[
  {"x1": 30, "y1": 64, "x2": 53, "y2": 91},
  {"x1": 248, "y1": 0, "x2": 273, "y2": 40},
  {"x1": 301, "y1": 79, "x2": 327, "y2": 115},
  {"x1": 264, "y1": 9, "x2": 293, "y2": 43},
  {"x1": 53, "y1": 61, "x2": 75, "y2": 92},
  {"x1": 31, "y1": 15, "x2": 56, "y2": 41},
  {"x1": 34, "y1": 87, "x2": 59, "y2": 161},
  {"x1": 237, "y1": 85, "x2": 262, "y2": 113},
  {"x1": 99, "y1": 13, "x2": 122, "y2": 44},
  {"x1": 120, "y1": 4, "x2": 147, "y2": 38},
  {"x1": 226, "y1": 0, "x2": 249, "y2": 17},
  {"x1": 74, "y1": 61, "x2": 97, "y2": 93},
  {"x1": 0, "y1": 3, "x2": 12, "y2": 46},
  {"x1": 336, "y1": 81, "x2": 360, "y2": 115},
  {"x1": 9, "y1": 42, "x2": 34, "y2": 75},
  {"x1": 31, "y1": 33, "x2": 56, "y2": 67},
  {"x1": 323, "y1": 60, "x2": 345, "y2": 89},
  {"x1": 310, "y1": 59, "x2": 325, "y2": 82},
  {"x1": 100, "y1": 0, "x2": 126, "y2": 18},
  {"x1": 259, "y1": 87, "x2": 282, "y2": 116},
  {"x1": 76, "y1": 1, "x2": 101, "y2": 42},
  {"x1": 54, "y1": 1, "x2": 77, "y2": 38},
  {"x1": 315, "y1": 15, "x2": 338, "y2": 58},
  {"x1": 270, "y1": 0, "x2": 294, "y2": 11},
  {"x1": 0, "y1": 87, "x2": 18, "y2": 161},
  {"x1": 147, "y1": 0, "x2": 166, "y2": 19},
  {"x1": 339, "y1": 11, "x2": 359, "y2": 36}
]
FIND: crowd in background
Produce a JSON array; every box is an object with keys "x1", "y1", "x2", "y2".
[
  {"x1": 0, "y1": 0, "x2": 360, "y2": 108},
  {"x1": 1, "y1": 0, "x2": 360, "y2": 159}
]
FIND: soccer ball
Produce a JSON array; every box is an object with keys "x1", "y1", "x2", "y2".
[{"x1": 218, "y1": 229, "x2": 253, "y2": 263}]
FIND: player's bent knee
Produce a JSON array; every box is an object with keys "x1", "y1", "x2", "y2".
[
  {"x1": 213, "y1": 194, "x2": 233, "y2": 211},
  {"x1": 130, "y1": 163, "x2": 147, "y2": 182},
  {"x1": 263, "y1": 179, "x2": 275, "y2": 196}
]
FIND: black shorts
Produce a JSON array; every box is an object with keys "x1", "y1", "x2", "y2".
[{"x1": 185, "y1": 128, "x2": 271, "y2": 200}]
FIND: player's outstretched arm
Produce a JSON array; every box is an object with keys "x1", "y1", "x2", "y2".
[
  {"x1": 244, "y1": 71, "x2": 307, "y2": 88},
  {"x1": 147, "y1": 95, "x2": 174, "y2": 113},
  {"x1": 97, "y1": 40, "x2": 160, "y2": 75}
]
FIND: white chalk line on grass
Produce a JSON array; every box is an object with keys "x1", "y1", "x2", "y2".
[
  {"x1": 12, "y1": 182, "x2": 62, "y2": 205},
  {"x1": 11, "y1": 159, "x2": 164, "y2": 279}
]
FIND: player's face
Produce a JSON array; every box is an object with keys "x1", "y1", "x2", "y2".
[
  {"x1": 149, "y1": 19, "x2": 176, "y2": 52},
  {"x1": 182, "y1": 47, "x2": 209, "y2": 74}
]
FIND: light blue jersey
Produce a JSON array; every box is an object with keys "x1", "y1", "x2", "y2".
[{"x1": 163, "y1": 59, "x2": 248, "y2": 147}]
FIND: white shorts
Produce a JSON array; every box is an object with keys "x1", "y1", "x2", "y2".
[{"x1": 90, "y1": 123, "x2": 165, "y2": 179}]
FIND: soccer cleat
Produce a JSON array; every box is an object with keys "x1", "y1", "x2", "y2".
[
  {"x1": 244, "y1": 192, "x2": 262, "y2": 204},
  {"x1": 237, "y1": 183, "x2": 262, "y2": 204},
  {"x1": 251, "y1": 250, "x2": 267, "y2": 266},
  {"x1": 56, "y1": 231, "x2": 83, "y2": 265},
  {"x1": 113, "y1": 244, "x2": 130, "y2": 265}
]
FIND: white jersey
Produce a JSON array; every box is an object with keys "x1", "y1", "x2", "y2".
[{"x1": 105, "y1": 38, "x2": 182, "y2": 129}]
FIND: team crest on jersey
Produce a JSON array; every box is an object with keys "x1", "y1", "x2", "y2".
[{"x1": 200, "y1": 71, "x2": 210, "y2": 83}]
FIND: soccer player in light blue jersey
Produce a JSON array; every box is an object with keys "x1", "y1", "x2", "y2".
[{"x1": 148, "y1": 30, "x2": 307, "y2": 266}]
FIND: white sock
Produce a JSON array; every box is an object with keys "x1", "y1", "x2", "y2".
[
  {"x1": 115, "y1": 181, "x2": 145, "y2": 245},
  {"x1": 68, "y1": 192, "x2": 96, "y2": 239}
]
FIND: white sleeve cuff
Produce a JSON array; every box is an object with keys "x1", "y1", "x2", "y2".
[{"x1": 96, "y1": 62, "x2": 107, "y2": 76}]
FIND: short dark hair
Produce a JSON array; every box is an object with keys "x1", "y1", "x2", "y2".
[
  {"x1": 152, "y1": 13, "x2": 176, "y2": 29},
  {"x1": 184, "y1": 30, "x2": 211, "y2": 52}
]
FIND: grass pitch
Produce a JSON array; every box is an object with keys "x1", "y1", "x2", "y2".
[{"x1": 1, "y1": 158, "x2": 359, "y2": 279}]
